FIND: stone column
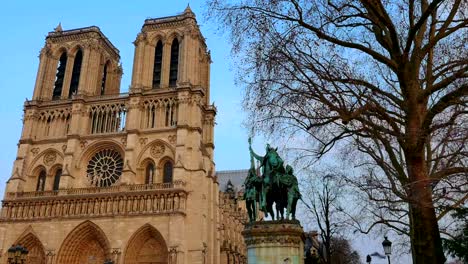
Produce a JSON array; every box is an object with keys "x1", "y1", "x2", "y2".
[
  {"x1": 242, "y1": 220, "x2": 304, "y2": 264},
  {"x1": 61, "y1": 53, "x2": 75, "y2": 99}
]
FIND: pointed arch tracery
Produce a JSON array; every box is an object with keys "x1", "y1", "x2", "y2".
[
  {"x1": 68, "y1": 49, "x2": 83, "y2": 98},
  {"x1": 56, "y1": 221, "x2": 111, "y2": 264},
  {"x1": 52, "y1": 52, "x2": 67, "y2": 100},
  {"x1": 124, "y1": 224, "x2": 168, "y2": 264},
  {"x1": 100, "y1": 60, "x2": 110, "y2": 95},
  {"x1": 169, "y1": 38, "x2": 179, "y2": 86},
  {"x1": 153, "y1": 40, "x2": 163, "y2": 88},
  {"x1": 15, "y1": 231, "x2": 46, "y2": 264}
]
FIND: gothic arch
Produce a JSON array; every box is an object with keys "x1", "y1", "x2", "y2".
[
  {"x1": 124, "y1": 224, "x2": 169, "y2": 264},
  {"x1": 166, "y1": 30, "x2": 183, "y2": 43},
  {"x1": 27, "y1": 148, "x2": 64, "y2": 176},
  {"x1": 51, "y1": 46, "x2": 69, "y2": 59},
  {"x1": 56, "y1": 221, "x2": 111, "y2": 264},
  {"x1": 159, "y1": 157, "x2": 174, "y2": 183},
  {"x1": 69, "y1": 44, "x2": 85, "y2": 57},
  {"x1": 136, "y1": 139, "x2": 175, "y2": 168},
  {"x1": 149, "y1": 32, "x2": 167, "y2": 46},
  {"x1": 76, "y1": 139, "x2": 125, "y2": 170},
  {"x1": 14, "y1": 227, "x2": 46, "y2": 264}
]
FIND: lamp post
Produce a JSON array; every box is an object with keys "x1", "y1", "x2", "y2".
[
  {"x1": 7, "y1": 245, "x2": 28, "y2": 264},
  {"x1": 382, "y1": 236, "x2": 392, "y2": 264},
  {"x1": 366, "y1": 254, "x2": 372, "y2": 263}
]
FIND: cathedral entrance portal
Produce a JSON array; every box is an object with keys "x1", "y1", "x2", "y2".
[
  {"x1": 56, "y1": 221, "x2": 111, "y2": 264},
  {"x1": 15, "y1": 232, "x2": 46, "y2": 264},
  {"x1": 124, "y1": 224, "x2": 169, "y2": 264}
]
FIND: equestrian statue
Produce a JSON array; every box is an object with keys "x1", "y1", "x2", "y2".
[{"x1": 243, "y1": 138, "x2": 301, "y2": 222}]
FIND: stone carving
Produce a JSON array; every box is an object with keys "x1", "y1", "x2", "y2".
[
  {"x1": 168, "y1": 135, "x2": 177, "y2": 145},
  {"x1": 43, "y1": 152, "x2": 57, "y2": 166},
  {"x1": 150, "y1": 143, "x2": 165, "y2": 158},
  {"x1": 31, "y1": 148, "x2": 40, "y2": 156},
  {"x1": 139, "y1": 137, "x2": 148, "y2": 146},
  {"x1": 80, "y1": 140, "x2": 88, "y2": 149},
  {"x1": 61, "y1": 144, "x2": 67, "y2": 153}
]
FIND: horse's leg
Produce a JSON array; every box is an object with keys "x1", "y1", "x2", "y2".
[
  {"x1": 291, "y1": 198, "x2": 298, "y2": 220},
  {"x1": 286, "y1": 193, "x2": 292, "y2": 220},
  {"x1": 247, "y1": 200, "x2": 253, "y2": 222},
  {"x1": 267, "y1": 194, "x2": 275, "y2": 220}
]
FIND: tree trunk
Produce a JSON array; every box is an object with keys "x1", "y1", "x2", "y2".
[{"x1": 408, "y1": 157, "x2": 446, "y2": 264}]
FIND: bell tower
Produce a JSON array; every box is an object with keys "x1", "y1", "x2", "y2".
[
  {"x1": 32, "y1": 25, "x2": 121, "y2": 100},
  {"x1": 1, "y1": 8, "x2": 232, "y2": 264},
  {"x1": 131, "y1": 6, "x2": 211, "y2": 101}
]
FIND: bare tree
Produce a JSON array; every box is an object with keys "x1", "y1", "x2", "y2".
[
  {"x1": 206, "y1": 1, "x2": 468, "y2": 263},
  {"x1": 302, "y1": 173, "x2": 346, "y2": 264},
  {"x1": 301, "y1": 171, "x2": 361, "y2": 264}
]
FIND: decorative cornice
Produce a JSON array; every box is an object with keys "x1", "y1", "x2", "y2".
[{"x1": 46, "y1": 26, "x2": 120, "y2": 59}]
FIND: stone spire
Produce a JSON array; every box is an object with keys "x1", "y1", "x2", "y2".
[
  {"x1": 54, "y1": 22, "x2": 63, "y2": 32},
  {"x1": 184, "y1": 4, "x2": 195, "y2": 18}
]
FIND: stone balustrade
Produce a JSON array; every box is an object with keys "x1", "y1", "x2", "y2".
[{"x1": 1, "y1": 181, "x2": 187, "y2": 221}]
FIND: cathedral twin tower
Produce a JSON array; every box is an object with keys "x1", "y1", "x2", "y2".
[{"x1": 0, "y1": 7, "x2": 246, "y2": 264}]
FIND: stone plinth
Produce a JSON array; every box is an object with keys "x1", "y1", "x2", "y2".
[{"x1": 242, "y1": 220, "x2": 304, "y2": 264}]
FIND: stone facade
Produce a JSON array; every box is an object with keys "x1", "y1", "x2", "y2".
[{"x1": 0, "y1": 7, "x2": 246, "y2": 264}]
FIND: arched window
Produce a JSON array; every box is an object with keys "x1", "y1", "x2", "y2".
[
  {"x1": 163, "y1": 161, "x2": 173, "y2": 183},
  {"x1": 152, "y1": 41, "x2": 163, "y2": 88},
  {"x1": 52, "y1": 52, "x2": 67, "y2": 100},
  {"x1": 53, "y1": 168, "x2": 62, "y2": 191},
  {"x1": 69, "y1": 49, "x2": 83, "y2": 98},
  {"x1": 169, "y1": 39, "x2": 179, "y2": 87},
  {"x1": 36, "y1": 170, "x2": 46, "y2": 191},
  {"x1": 145, "y1": 163, "x2": 155, "y2": 184},
  {"x1": 100, "y1": 62, "x2": 109, "y2": 95}
]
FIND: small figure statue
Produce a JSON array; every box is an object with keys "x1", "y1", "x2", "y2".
[
  {"x1": 243, "y1": 144, "x2": 263, "y2": 222},
  {"x1": 282, "y1": 165, "x2": 301, "y2": 220}
]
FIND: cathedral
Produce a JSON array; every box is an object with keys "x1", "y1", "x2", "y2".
[{"x1": 0, "y1": 7, "x2": 247, "y2": 264}]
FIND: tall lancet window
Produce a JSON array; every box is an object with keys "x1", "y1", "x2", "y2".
[
  {"x1": 52, "y1": 52, "x2": 67, "y2": 100},
  {"x1": 36, "y1": 170, "x2": 46, "y2": 191},
  {"x1": 145, "y1": 162, "x2": 155, "y2": 184},
  {"x1": 100, "y1": 62, "x2": 109, "y2": 95},
  {"x1": 53, "y1": 168, "x2": 62, "y2": 191},
  {"x1": 152, "y1": 41, "x2": 163, "y2": 88},
  {"x1": 163, "y1": 161, "x2": 173, "y2": 183},
  {"x1": 69, "y1": 49, "x2": 83, "y2": 98},
  {"x1": 169, "y1": 39, "x2": 179, "y2": 87}
]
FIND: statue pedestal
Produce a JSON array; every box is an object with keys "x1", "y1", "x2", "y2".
[{"x1": 242, "y1": 220, "x2": 304, "y2": 264}]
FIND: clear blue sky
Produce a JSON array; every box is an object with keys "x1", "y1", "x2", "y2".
[{"x1": 0, "y1": 0, "x2": 266, "y2": 192}]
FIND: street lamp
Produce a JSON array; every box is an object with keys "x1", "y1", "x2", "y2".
[
  {"x1": 366, "y1": 254, "x2": 372, "y2": 263},
  {"x1": 7, "y1": 245, "x2": 28, "y2": 264},
  {"x1": 382, "y1": 236, "x2": 392, "y2": 264}
]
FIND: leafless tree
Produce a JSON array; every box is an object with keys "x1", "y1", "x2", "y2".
[
  {"x1": 301, "y1": 172, "x2": 352, "y2": 264},
  {"x1": 206, "y1": 1, "x2": 468, "y2": 263}
]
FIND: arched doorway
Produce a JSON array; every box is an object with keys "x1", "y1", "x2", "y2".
[
  {"x1": 56, "y1": 221, "x2": 111, "y2": 264},
  {"x1": 124, "y1": 224, "x2": 169, "y2": 264},
  {"x1": 15, "y1": 232, "x2": 46, "y2": 264}
]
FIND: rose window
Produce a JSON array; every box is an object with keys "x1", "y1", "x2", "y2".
[{"x1": 87, "y1": 149, "x2": 123, "y2": 187}]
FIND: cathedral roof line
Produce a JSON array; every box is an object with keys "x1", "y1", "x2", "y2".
[
  {"x1": 143, "y1": 7, "x2": 197, "y2": 28},
  {"x1": 46, "y1": 25, "x2": 119, "y2": 57}
]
